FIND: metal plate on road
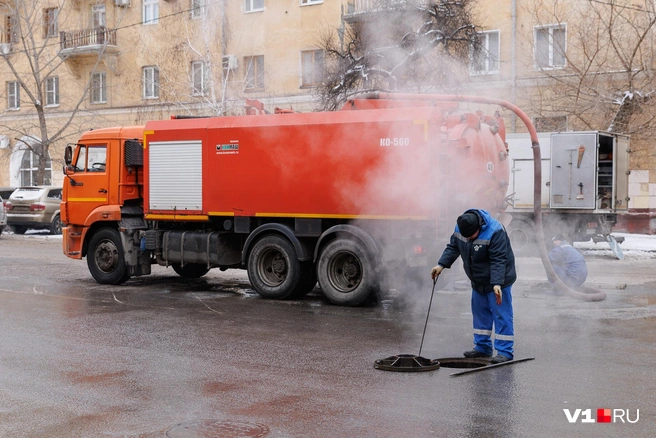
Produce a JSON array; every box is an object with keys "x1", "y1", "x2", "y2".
[{"x1": 450, "y1": 357, "x2": 535, "y2": 376}]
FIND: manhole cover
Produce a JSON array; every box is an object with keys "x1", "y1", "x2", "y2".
[
  {"x1": 166, "y1": 420, "x2": 270, "y2": 438},
  {"x1": 434, "y1": 357, "x2": 489, "y2": 368},
  {"x1": 374, "y1": 354, "x2": 440, "y2": 372}
]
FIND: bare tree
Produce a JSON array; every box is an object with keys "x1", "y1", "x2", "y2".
[
  {"x1": 524, "y1": 0, "x2": 656, "y2": 154},
  {"x1": 316, "y1": 0, "x2": 480, "y2": 111},
  {"x1": 0, "y1": 0, "x2": 114, "y2": 186}
]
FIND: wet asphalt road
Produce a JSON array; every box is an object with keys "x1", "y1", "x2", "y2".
[{"x1": 0, "y1": 234, "x2": 655, "y2": 438}]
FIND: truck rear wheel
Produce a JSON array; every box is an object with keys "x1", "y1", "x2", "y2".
[
  {"x1": 87, "y1": 228, "x2": 130, "y2": 285},
  {"x1": 317, "y1": 238, "x2": 377, "y2": 306},
  {"x1": 247, "y1": 235, "x2": 302, "y2": 300},
  {"x1": 289, "y1": 262, "x2": 317, "y2": 299}
]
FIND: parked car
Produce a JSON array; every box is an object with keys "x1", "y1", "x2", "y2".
[
  {"x1": 0, "y1": 187, "x2": 16, "y2": 206},
  {"x1": 6, "y1": 186, "x2": 62, "y2": 235},
  {"x1": 0, "y1": 195, "x2": 7, "y2": 235}
]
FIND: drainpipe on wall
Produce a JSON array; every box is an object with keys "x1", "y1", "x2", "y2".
[
  {"x1": 511, "y1": 0, "x2": 517, "y2": 132},
  {"x1": 220, "y1": 0, "x2": 228, "y2": 115}
]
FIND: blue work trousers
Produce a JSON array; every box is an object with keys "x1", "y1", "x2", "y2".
[{"x1": 471, "y1": 285, "x2": 514, "y2": 359}]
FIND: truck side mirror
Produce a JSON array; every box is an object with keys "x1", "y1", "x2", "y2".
[{"x1": 64, "y1": 145, "x2": 73, "y2": 165}]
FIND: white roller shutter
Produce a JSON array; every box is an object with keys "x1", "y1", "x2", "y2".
[{"x1": 149, "y1": 140, "x2": 202, "y2": 211}]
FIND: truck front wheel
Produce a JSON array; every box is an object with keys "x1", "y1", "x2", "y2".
[
  {"x1": 87, "y1": 228, "x2": 130, "y2": 285},
  {"x1": 247, "y1": 235, "x2": 302, "y2": 300},
  {"x1": 172, "y1": 264, "x2": 210, "y2": 278},
  {"x1": 317, "y1": 239, "x2": 377, "y2": 306}
]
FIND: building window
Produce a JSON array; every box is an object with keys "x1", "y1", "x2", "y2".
[
  {"x1": 143, "y1": 0, "x2": 159, "y2": 25},
  {"x1": 535, "y1": 24, "x2": 566, "y2": 69},
  {"x1": 7, "y1": 81, "x2": 19, "y2": 109},
  {"x1": 300, "y1": 0, "x2": 322, "y2": 4},
  {"x1": 301, "y1": 50, "x2": 324, "y2": 87},
  {"x1": 20, "y1": 150, "x2": 52, "y2": 186},
  {"x1": 143, "y1": 66, "x2": 159, "y2": 99},
  {"x1": 534, "y1": 115, "x2": 567, "y2": 132},
  {"x1": 43, "y1": 8, "x2": 58, "y2": 38},
  {"x1": 191, "y1": 61, "x2": 208, "y2": 96},
  {"x1": 191, "y1": 0, "x2": 206, "y2": 19},
  {"x1": 470, "y1": 30, "x2": 499, "y2": 75},
  {"x1": 222, "y1": 55, "x2": 238, "y2": 73},
  {"x1": 91, "y1": 72, "x2": 107, "y2": 103},
  {"x1": 45, "y1": 76, "x2": 59, "y2": 106},
  {"x1": 245, "y1": 0, "x2": 264, "y2": 13},
  {"x1": 244, "y1": 55, "x2": 264, "y2": 90},
  {"x1": 4, "y1": 14, "x2": 17, "y2": 43},
  {"x1": 92, "y1": 4, "x2": 106, "y2": 28}
]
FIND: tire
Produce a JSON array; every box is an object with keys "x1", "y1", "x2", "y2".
[
  {"x1": 50, "y1": 214, "x2": 62, "y2": 235},
  {"x1": 289, "y1": 262, "x2": 317, "y2": 299},
  {"x1": 12, "y1": 225, "x2": 27, "y2": 235},
  {"x1": 87, "y1": 228, "x2": 130, "y2": 285},
  {"x1": 317, "y1": 238, "x2": 378, "y2": 306},
  {"x1": 507, "y1": 218, "x2": 536, "y2": 256},
  {"x1": 247, "y1": 235, "x2": 302, "y2": 300},
  {"x1": 172, "y1": 263, "x2": 210, "y2": 278}
]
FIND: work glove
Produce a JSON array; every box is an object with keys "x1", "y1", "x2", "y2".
[
  {"x1": 493, "y1": 285, "x2": 502, "y2": 305},
  {"x1": 430, "y1": 265, "x2": 444, "y2": 280}
]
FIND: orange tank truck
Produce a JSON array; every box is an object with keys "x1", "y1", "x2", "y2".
[{"x1": 62, "y1": 94, "x2": 514, "y2": 306}]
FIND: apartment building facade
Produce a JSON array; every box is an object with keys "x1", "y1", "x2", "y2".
[{"x1": 0, "y1": 0, "x2": 653, "y2": 230}]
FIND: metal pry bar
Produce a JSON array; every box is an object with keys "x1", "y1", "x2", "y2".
[{"x1": 449, "y1": 357, "x2": 535, "y2": 376}]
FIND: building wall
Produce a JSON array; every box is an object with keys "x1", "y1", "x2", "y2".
[{"x1": 0, "y1": 0, "x2": 653, "y2": 230}]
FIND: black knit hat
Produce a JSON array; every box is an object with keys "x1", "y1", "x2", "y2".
[{"x1": 457, "y1": 212, "x2": 479, "y2": 238}]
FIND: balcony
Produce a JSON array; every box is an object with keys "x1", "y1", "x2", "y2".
[
  {"x1": 58, "y1": 27, "x2": 120, "y2": 75},
  {"x1": 345, "y1": 0, "x2": 423, "y2": 16}
]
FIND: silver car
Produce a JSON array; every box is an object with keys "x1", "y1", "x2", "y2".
[
  {"x1": 0, "y1": 196, "x2": 7, "y2": 235},
  {"x1": 6, "y1": 187, "x2": 62, "y2": 235}
]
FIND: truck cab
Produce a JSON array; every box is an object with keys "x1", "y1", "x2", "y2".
[{"x1": 61, "y1": 126, "x2": 144, "y2": 260}]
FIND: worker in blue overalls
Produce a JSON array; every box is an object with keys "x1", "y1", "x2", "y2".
[{"x1": 431, "y1": 209, "x2": 517, "y2": 364}]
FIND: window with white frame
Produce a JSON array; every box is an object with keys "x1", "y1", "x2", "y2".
[
  {"x1": 7, "y1": 81, "x2": 19, "y2": 109},
  {"x1": 191, "y1": 0, "x2": 206, "y2": 19},
  {"x1": 245, "y1": 0, "x2": 264, "y2": 12},
  {"x1": 191, "y1": 61, "x2": 208, "y2": 95},
  {"x1": 300, "y1": 0, "x2": 322, "y2": 4},
  {"x1": 301, "y1": 50, "x2": 324, "y2": 87},
  {"x1": 143, "y1": 0, "x2": 159, "y2": 25},
  {"x1": 470, "y1": 30, "x2": 499, "y2": 75},
  {"x1": 143, "y1": 66, "x2": 159, "y2": 99},
  {"x1": 45, "y1": 76, "x2": 59, "y2": 106},
  {"x1": 43, "y1": 8, "x2": 58, "y2": 38},
  {"x1": 535, "y1": 24, "x2": 566, "y2": 68},
  {"x1": 91, "y1": 72, "x2": 107, "y2": 103},
  {"x1": 244, "y1": 56, "x2": 264, "y2": 90},
  {"x1": 20, "y1": 150, "x2": 52, "y2": 186},
  {"x1": 92, "y1": 4, "x2": 106, "y2": 28}
]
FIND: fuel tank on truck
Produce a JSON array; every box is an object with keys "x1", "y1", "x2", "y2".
[{"x1": 142, "y1": 102, "x2": 510, "y2": 224}]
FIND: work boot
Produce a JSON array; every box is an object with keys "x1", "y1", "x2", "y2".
[
  {"x1": 490, "y1": 354, "x2": 511, "y2": 364},
  {"x1": 463, "y1": 349, "x2": 492, "y2": 358}
]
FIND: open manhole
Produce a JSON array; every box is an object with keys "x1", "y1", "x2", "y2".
[
  {"x1": 434, "y1": 357, "x2": 490, "y2": 369},
  {"x1": 374, "y1": 354, "x2": 440, "y2": 372},
  {"x1": 166, "y1": 420, "x2": 270, "y2": 438}
]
